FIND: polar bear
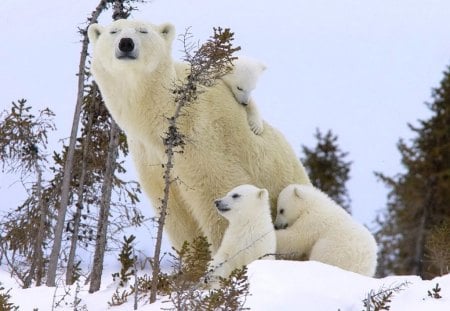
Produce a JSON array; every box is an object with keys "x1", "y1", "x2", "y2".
[
  {"x1": 209, "y1": 184, "x2": 276, "y2": 283},
  {"x1": 221, "y1": 56, "x2": 266, "y2": 135},
  {"x1": 88, "y1": 19, "x2": 310, "y2": 253},
  {"x1": 274, "y1": 184, "x2": 377, "y2": 276}
]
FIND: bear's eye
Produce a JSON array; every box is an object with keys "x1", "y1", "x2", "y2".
[
  {"x1": 138, "y1": 28, "x2": 148, "y2": 34},
  {"x1": 231, "y1": 193, "x2": 240, "y2": 199},
  {"x1": 236, "y1": 86, "x2": 244, "y2": 92},
  {"x1": 279, "y1": 209, "x2": 284, "y2": 215},
  {"x1": 110, "y1": 29, "x2": 119, "y2": 34}
]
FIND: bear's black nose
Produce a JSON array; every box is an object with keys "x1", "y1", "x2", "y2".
[
  {"x1": 119, "y1": 37, "x2": 135, "y2": 53},
  {"x1": 214, "y1": 200, "x2": 220, "y2": 207}
]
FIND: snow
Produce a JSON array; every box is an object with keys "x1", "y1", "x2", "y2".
[{"x1": 2, "y1": 260, "x2": 449, "y2": 310}]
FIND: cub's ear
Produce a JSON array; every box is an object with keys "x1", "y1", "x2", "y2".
[
  {"x1": 293, "y1": 186, "x2": 302, "y2": 199},
  {"x1": 88, "y1": 24, "x2": 104, "y2": 44},
  {"x1": 259, "y1": 63, "x2": 267, "y2": 72},
  {"x1": 159, "y1": 23, "x2": 175, "y2": 43},
  {"x1": 258, "y1": 188, "x2": 269, "y2": 200}
]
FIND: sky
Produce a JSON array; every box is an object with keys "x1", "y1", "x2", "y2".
[
  {"x1": 3, "y1": 260, "x2": 450, "y2": 310},
  {"x1": 1, "y1": 0, "x2": 450, "y2": 231}
]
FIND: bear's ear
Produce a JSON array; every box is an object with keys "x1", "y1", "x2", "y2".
[
  {"x1": 293, "y1": 187, "x2": 302, "y2": 199},
  {"x1": 88, "y1": 24, "x2": 103, "y2": 44},
  {"x1": 258, "y1": 188, "x2": 268, "y2": 201},
  {"x1": 159, "y1": 23, "x2": 175, "y2": 43},
  {"x1": 259, "y1": 63, "x2": 267, "y2": 72}
]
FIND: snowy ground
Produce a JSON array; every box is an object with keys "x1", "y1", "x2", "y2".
[{"x1": 2, "y1": 260, "x2": 449, "y2": 310}]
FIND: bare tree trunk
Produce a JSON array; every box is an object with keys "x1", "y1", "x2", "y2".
[
  {"x1": 149, "y1": 132, "x2": 175, "y2": 303},
  {"x1": 88, "y1": 120, "x2": 120, "y2": 293},
  {"x1": 23, "y1": 162, "x2": 46, "y2": 288},
  {"x1": 88, "y1": 0, "x2": 134, "y2": 293},
  {"x1": 66, "y1": 87, "x2": 97, "y2": 285},
  {"x1": 46, "y1": 0, "x2": 109, "y2": 287},
  {"x1": 66, "y1": 205, "x2": 83, "y2": 285},
  {"x1": 133, "y1": 249, "x2": 138, "y2": 310},
  {"x1": 148, "y1": 28, "x2": 239, "y2": 303}
]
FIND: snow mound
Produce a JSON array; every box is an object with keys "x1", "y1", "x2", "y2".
[{"x1": 2, "y1": 260, "x2": 449, "y2": 310}]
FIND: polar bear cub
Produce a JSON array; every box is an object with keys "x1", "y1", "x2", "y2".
[
  {"x1": 274, "y1": 184, "x2": 378, "y2": 276},
  {"x1": 222, "y1": 56, "x2": 266, "y2": 135},
  {"x1": 209, "y1": 184, "x2": 276, "y2": 283}
]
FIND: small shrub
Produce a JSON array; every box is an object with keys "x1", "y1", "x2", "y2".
[
  {"x1": 108, "y1": 288, "x2": 132, "y2": 307},
  {"x1": 172, "y1": 235, "x2": 212, "y2": 283},
  {"x1": 69, "y1": 260, "x2": 82, "y2": 285},
  {"x1": 201, "y1": 267, "x2": 250, "y2": 311},
  {"x1": 427, "y1": 283, "x2": 442, "y2": 299},
  {"x1": 425, "y1": 219, "x2": 450, "y2": 276},
  {"x1": 112, "y1": 235, "x2": 136, "y2": 287},
  {"x1": 362, "y1": 282, "x2": 409, "y2": 311},
  {"x1": 134, "y1": 273, "x2": 171, "y2": 296},
  {"x1": 162, "y1": 236, "x2": 250, "y2": 310},
  {"x1": 0, "y1": 282, "x2": 19, "y2": 311}
]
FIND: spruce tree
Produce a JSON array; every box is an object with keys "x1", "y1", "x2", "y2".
[
  {"x1": 0, "y1": 99, "x2": 56, "y2": 288},
  {"x1": 1, "y1": 0, "x2": 145, "y2": 289},
  {"x1": 301, "y1": 129, "x2": 352, "y2": 214},
  {"x1": 375, "y1": 65, "x2": 450, "y2": 279}
]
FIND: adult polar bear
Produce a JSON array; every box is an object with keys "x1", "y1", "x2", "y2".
[{"x1": 88, "y1": 19, "x2": 310, "y2": 253}]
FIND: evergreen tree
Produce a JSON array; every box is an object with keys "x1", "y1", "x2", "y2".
[
  {"x1": 45, "y1": 0, "x2": 108, "y2": 286},
  {"x1": 301, "y1": 129, "x2": 352, "y2": 214},
  {"x1": 65, "y1": 78, "x2": 142, "y2": 286},
  {"x1": 0, "y1": 99, "x2": 56, "y2": 288},
  {"x1": 375, "y1": 66, "x2": 450, "y2": 279},
  {"x1": 1, "y1": 1, "x2": 145, "y2": 289},
  {"x1": 149, "y1": 26, "x2": 240, "y2": 303}
]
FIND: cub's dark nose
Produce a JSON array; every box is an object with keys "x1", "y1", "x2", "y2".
[
  {"x1": 119, "y1": 38, "x2": 134, "y2": 53},
  {"x1": 214, "y1": 200, "x2": 220, "y2": 208},
  {"x1": 274, "y1": 223, "x2": 288, "y2": 230}
]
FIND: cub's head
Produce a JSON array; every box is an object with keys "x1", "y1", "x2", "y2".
[
  {"x1": 88, "y1": 19, "x2": 175, "y2": 75},
  {"x1": 222, "y1": 56, "x2": 266, "y2": 105},
  {"x1": 214, "y1": 184, "x2": 269, "y2": 221},
  {"x1": 274, "y1": 184, "x2": 310, "y2": 230}
]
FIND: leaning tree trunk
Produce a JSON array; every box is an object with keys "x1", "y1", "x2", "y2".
[
  {"x1": 46, "y1": 0, "x2": 109, "y2": 287},
  {"x1": 66, "y1": 87, "x2": 97, "y2": 285},
  {"x1": 46, "y1": 32, "x2": 88, "y2": 288},
  {"x1": 88, "y1": 119, "x2": 120, "y2": 293},
  {"x1": 88, "y1": 0, "x2": 134, "y2": 293}
]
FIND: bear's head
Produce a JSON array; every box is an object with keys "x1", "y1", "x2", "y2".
[
  {"x1": 214, "y1": 184, "x2": 269, "y2": 221},
  {"x1": 88, "y1": 19, "x2": 175, "y2": 76},
  {"x1": 274, "y1": 184, "x2": 311, "y2": 230},
  {"x1": 222, "y1": 56, "x2": 266, "y2": 105}
]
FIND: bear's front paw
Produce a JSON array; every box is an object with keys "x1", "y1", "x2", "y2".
[{"x1": 248, "y1": 117, "x2": 264, "y2": 135}]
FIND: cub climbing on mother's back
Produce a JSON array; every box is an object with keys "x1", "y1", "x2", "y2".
[{"x1": 221, "y1": 56, "x2": 266, "y2": 135}]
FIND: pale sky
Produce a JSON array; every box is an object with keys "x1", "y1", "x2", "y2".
[{"x1": 1, "y1": 0, "x2": 450, "y2": 231}]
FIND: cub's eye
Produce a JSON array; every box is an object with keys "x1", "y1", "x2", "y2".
[
  {"x1": 231, "y1": 193, "x2": 240, "y2": 199},
  {"x1": 236, "y1": 86, "x2": 244, "y2": 91},
  {"x1": 279, "y1": 209, "x2": 284, "y2": 215},
  {"x1": 138, "y1": 28, "x2": 148, "y2": 34},
  {"x1": 110, "y1": 29, "x2": 118, "y2": 34}
]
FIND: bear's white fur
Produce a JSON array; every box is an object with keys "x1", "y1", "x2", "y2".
[
  {"x1": 221, "y1": 56, "x2": 266, "y2": 135},
  {"x1": 88, "y1": 19, "x2": 310, "y2": 253},
  {"x1": 274, "y1": 184, "x2": 377, "y2": 276},
  {"x1": 209, "y1": 184, "x2": 276, "y2": 282}
]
